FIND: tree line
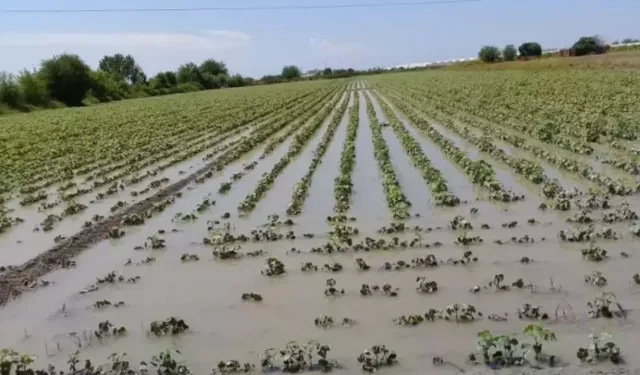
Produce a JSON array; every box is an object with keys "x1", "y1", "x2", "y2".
[
  {"x1": 0, "y1": 53, "x2": 364, "y2": 115},
  {"x1": 477, "y1": 35, "x2": 626, "y2": 63}
]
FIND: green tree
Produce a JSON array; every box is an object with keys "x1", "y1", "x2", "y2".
[
  {"x1": 17, "y1": 70, "x2": 49, "y2": 106},
  {"x1": 0, "y1": 72, "x2": 24, "y2": 109},
  {"x1": 98, "y1": 53, "x2": 146, "y2": 84},
  {"x1": 322, "y1": 67, "x2": 333, "y2": 76},
  {"x1": 199, "y1": 59, "x2": 228, "y2": 77},
  {"x1": 281, "y1": 65, "x2": 302, "y2": 80},
  {"x1": 518, "y1": 42, "x2": 542, "y2": 57},
  {"x1": 87, "y1": 70, "x2": 128, "y2": 103},
  {"x1": 150, "y1": 71, "x2": 178, "y2": 89},
  {"x1": 503, "y1": 44, "x2": 517, "y2": 61},
  {"x1": 478, "y1": 45, "x2": 501, "y2": 63},
  {"x1": 177, "y1": 63, "x2": 203, "y2": 86},
  {"x1": 38, "y1": 54, "x2": 93, "y2": 106},
  {"x1": 573, "y1": 36, "x2": 606, "y2": 56},
  {"x1": 227, "y1": 74, "x2": 246, "y2": 87}
]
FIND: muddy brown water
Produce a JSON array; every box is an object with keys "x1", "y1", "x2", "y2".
[{"x1": 1, "y1": 81, "x2": 640, "y2": 375}]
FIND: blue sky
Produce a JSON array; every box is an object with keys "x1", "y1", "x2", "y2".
[{"x1": 0, "y1": 0, "x2": 639, "y2": 78}]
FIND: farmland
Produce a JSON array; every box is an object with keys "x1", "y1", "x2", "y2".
[{"x1": 1, "y1": 64, "x2": 640, "y2": 374}]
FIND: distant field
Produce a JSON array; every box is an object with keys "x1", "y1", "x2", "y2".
[{"x1": 1, "y1": 60, "x2": 640, "y2": 374}]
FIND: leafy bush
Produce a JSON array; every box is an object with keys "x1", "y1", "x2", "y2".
[
  {"x1": 38, "y1": 53, "x2": 93, "y2": 106},
  {"x1": 17, "y1": 70, "x2": 49, "y2": 106},
  {"x1": 282, "y1": 65, "x2": 302, "y2": 80},
  {"x1": 503, "y1": 44, "x2": 517, "y2": 61},
  {"x1": 0, "y1": 72, "x2": 24, "y2": 109},
  {"x1": 478, "y1": 46, "x2": 501, "y2": 63},
  {"x1": 518, "y1": 42, "x2": 542, "y2": 57},
  {"x1": 88, "y1": 70, "x2": 129, "y2": 102},
  {"x1": 573, "y1": 36, "x2": 607, "y2": 56}
]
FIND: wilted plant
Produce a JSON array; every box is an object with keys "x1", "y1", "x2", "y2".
[
  {"x1": 324, "y1": 278, "x2": 344, "y2": 296},
  {"x1": 517, "y1": 304, "x2": 549, "y2": 320},
  {"x1": 262, "y1": 258, "x2": 285, "y2": 276},
  {"x1": 93, "y1": 300, "x2": 125, "y2": 309},
  {"x1": 323, "y1": 263, "x2": 343, "y2": 272},
  {"x1": 584, "y1": 271, "x2": 607, "y2": 286},
  {"x1": 150, "y1": 349, "x2": 192, "y2": 375},
  {"x1": 149, "y1": 317, "x2": 190, "y2": 336},
  {"x1": 587, "y1": 292, "x2": 625, "y2": 318},
  {"x1": 450, "y1": 215, "x2": 473, "y2": 230},
  {"x1": 357, "y1": 345, "x2": 398, "y2": 372},
  {"x1": 416, "y1": 277, "x2": 438, "y2": 294},
  {"x1": 212, "y1": 246, "x2": 244, "y2": 260},
  {"x1": 213, "y1": 360, "x2": 254, "y2": 374},
  {"x1": 94, "y1": 320, "x2": 127, "y2": 340},
  {"x1": 241, "y1": 293, "x2": 263, "y2": 302},
  {"x1": 581, "y1": 244, "x2": 608, "y2": 261},
  {"x1": 146, "y1": 236, "x2": 165, "y2": 249},
  {"x1": 121, "y1": 213, "x2": 145, "y2": 226},
  {"x1": 576, "y1": 332, "x2": 621, "y2": 364},
  {"x1": 355, "y1": 258, "x2": 370, "y2": 270},
  {"x1": 633, "y1": 274, "x2": 640, "y2": 285},
  {"x1": 180, "y1": 253, "x2": 200, "y2": 262},
  {"x1": 300, "y1": 262, "x2": 318, "y2": 272}
]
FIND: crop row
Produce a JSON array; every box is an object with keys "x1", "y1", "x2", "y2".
[
  {"x1": 363, "y1": 93, "x2": 412, "y2": 219},
  {"x1": 370, "y1": 89, "x2": 521, "y2": 202},
  {"x1": 368, "y1": 91, "x2": 460, "y2": 207},
  {"x1": 333, "y1": 92, "x2": 360, "y2": 214},
  {"x1": 383, "y1": 83, "x2": 639, "y2": 196},
  {"x1": 2, "y1": 81, "x2": 335, "y2": 198},
  {"x1": 237, "y1": 87, "x2": 349, "y2": 213},
  {"x1": 260, "y1": 91, "x2": 342, "y2": 158},
  {"x1": 375, "y1": 87, "x2": 567, "y2": 200},
  {"x1": 287, "y1": 93, "x2": 351, "y2": 215},
  {"x1": 217, "y1": 87, "x2": 343, "y2": 194}
]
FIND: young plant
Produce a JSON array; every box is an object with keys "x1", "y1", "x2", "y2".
[
  {"x1": 523, "y1": 324, "x2": 556, "y2": 361},
  {"x1": 576, "y1": 332, "x2": 621, "y2": 364}
]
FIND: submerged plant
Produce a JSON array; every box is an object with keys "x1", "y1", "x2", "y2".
[
  {"x1": 357, "y1": 345, "x2": 398, "y2": 372},
  {"x1": 576, "y1": 332, "x2": 621, "y2": 364},
  {"x1": 149, "y1": 317, "x2": 190, "y2": 336}
]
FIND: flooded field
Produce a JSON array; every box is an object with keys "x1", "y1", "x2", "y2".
[{"x1": 1, "y1": 72, "x2": 640, "y2": 375}]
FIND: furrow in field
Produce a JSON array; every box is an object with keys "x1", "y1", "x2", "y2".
[
  {"x1": 216, "y1": 87, "x2": 343, "y2": 195},
  {"x1": 378, "y1": 86, "x2": 566, "y2": 203},
  {"x1": 372, "y1": 85, "x2": 525, "y2": 204},
  {"x1": 300, "y1": 92, "x2": 355, "y2": 231},
  {"x1": 366, "y1": 90, "x2": 461, "y2": 209},
  {"x1": 397, "y1": 79, "x2": 639, "y2": 183},
  {"x1": 236, "y1": 87, "x2": 348, "y2": 214},
  {"x1": 284, "y1": 93, "x2": 351, "y2": 217},
  {"x1": 350, "y1": 91, "x2": 389, "y2": 224},
  {"x1": 389, "y1": 83, "x2": 638, "y2": 196},
  {"x1": 365, "y1": 90, "x2": 434, "y2": 213},
  {"x1": 362, "y1": 91, "x2": 412, "y2": 219}
]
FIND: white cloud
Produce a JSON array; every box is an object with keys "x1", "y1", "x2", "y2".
[{"x1": 0, "y1": 30, "x2": 251, "y2": 50}]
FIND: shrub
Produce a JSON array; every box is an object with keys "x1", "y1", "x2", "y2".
[
  {"x1": 518, "y1": 42, "x2": 542, "y2": 57},
  {"x1": 88, "y1": 70, "x2": 128, "y2": 102},
  {"x1": 503, "y1": 44, "x2": 517, "y2": 61},
  {"x1": 17, "y1": 70, "x2": 49, "y2": 106},
  {"x1": 0, "y1": 72, "x2": 24, "y2": 109},
  {"x1": 573, "y1": 36, "x2": 607, "y2": 56},
  {"x1": 37, "y1": 54, "x2": 93, "y2": 106},
  {"x1": 281, "y1": 65, "x2": 302, "y2": 80},
  {"x1": 478, "y1": 46, "x2": 501, "y2": 63}
]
